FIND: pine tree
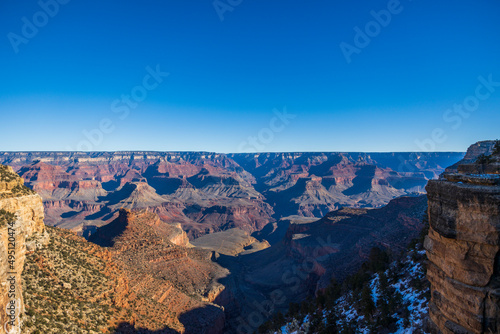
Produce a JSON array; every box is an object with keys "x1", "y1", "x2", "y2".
[
  {"x1": 493, "y1": 140, "x2": 500, "y2": 155},
  {"x1": 360, "y1": 284, "x2": 375, "y2": 318}
]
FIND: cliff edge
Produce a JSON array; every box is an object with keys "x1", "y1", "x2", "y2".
[
  {"x1": 425, "y1": 140, "x2": 500, "y2": 334},
  {"x1": 0, "y1": 165, "x2": 47, "y2": 334}
]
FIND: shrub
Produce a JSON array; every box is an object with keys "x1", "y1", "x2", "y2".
[
  {"x1": 0, "y1": 209, "x2": 15, "y2": 228},
  {"x1": 11, "y1": 184, "x2": 36, "y2": 195},
  {"x1": 0, "y1": 165, "x2": 18, "y2": 182},
  {"x1": 493, "y1": 140, "x2": 500, "y2": 155},
  {"x1": 476, "y1": 154, "x2": 493, "y2": 165}
]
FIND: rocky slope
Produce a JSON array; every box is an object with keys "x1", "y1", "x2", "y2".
[
  {"x1": 262, "y1": 241, "x2": 430, "y2": 334},
  {"x1": 425, "y1": 140, "x2": 500, "y2": 334},
  {"x1": 0, "y1": 165, "x2": 47, "y2": 334},
  {"x1": 219, "y1": 195, "x2": 428, "y2": 333},
  {"x1": 22, "y1": 225, "x2": 167, "y2": 334},
  {"x1": 21, "y1": 209, "x2": 231, "y2": 334},
  {"x1": 88, "y1": 209, "x2": 232, "y2": 333},
  {"x1": 0, "y1": 164, "x2": 233, "y2": 333},
  {"x1": 0, "y1": 151, "x2": 463, "y2": 239}
]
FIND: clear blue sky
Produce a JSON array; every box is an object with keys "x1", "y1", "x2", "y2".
[{"x1": 0, "y1": 0, "x2": 499, "y2": 152}]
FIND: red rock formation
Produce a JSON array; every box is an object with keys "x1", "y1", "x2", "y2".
[
  {"x1": 230, "y1": 151, "x2": 463, "y2": 218},
  {"x1": 1, "y1": 152, "x2": 274, "y2": 239},
  {"x1": 0, "y1": 151, "x2": 462, "y2": 240},
  {"x1": 89, "y1": 209, "x2": 230, "y2": 333}
]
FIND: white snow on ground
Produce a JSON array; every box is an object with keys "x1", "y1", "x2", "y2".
[
  {"x1": 370, "y1": 273, "x2": 379, "y2": 304},
  {"x1": 274, "y1": 249, "x2": 430, "y2": 334}
]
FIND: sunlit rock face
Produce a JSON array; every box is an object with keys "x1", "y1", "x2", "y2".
[
  {"x1": 425, "y1": 140, "x2": 500, "y2": 334},
  {"x1": 0, "y1": 165, "x2": 47, "y2": 334},
  {"x1": 0, "y1": 152, "x2": 275, "y2": 239}
]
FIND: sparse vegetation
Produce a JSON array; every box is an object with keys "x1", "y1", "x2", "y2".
[
  {"x1": 260, "y1": 215, "x2": 431, "y2": 334},
  {"x1": 20, "y1": 225, "x2": 182, "y2": 333},
  {"x1": 0, "y1": 209, "x2": 15, "y2": 228},
  {"x1": 12, "y1": 183, "x2": 36, "y2": 195},
  {"x1": 21, "y1": 226, "x2": 122, "y2": 334},
  {"x1": 0, "y1": 164, "x2": 18, "y2": 182}
]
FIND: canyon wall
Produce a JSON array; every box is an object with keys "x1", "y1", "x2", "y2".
[
  {"x1": 0, "y1": 152, "x2": 274, "y2": 239},
  {"x1": 0, "y1": 165, "x2": 47, "y2": 334},
  {"x1": 425, "y1": 141, "x2": 500, "y2": 334},
  {"x1": 0, "y1": 151, "x2": 463, "y2": 240}
]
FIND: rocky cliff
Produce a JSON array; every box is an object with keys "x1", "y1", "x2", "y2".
[
  {"x1": 0, "y1": 165, "x2": 46, "y2": 334},
  {"x1": 425, "y1": 140, "x2": 500, "y2": 334}
]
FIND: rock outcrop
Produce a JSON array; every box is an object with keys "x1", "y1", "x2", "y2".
[
  {"x1": 445, "y1": 140, "x2": 497, "y2": 173},
  {"x1": 425, "y1": 140, "x2": 500, "y2": 334},
  {"x1": 89, "y1": 208, "x2": 231, "y2": 333},
  {"x1": 0, "y1": 165, "x2": 46, "y2": 334}
]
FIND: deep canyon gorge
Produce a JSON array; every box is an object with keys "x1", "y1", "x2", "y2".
[{"x1": 1, "y1": 142, "x2": 499, "y2": 333}]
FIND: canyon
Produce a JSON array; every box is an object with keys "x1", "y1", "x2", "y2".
[
  {"x1": 6, "y1": 144, "x2": 500, "y2": 333},
  {"x1": 0, "y1": 165, "x2": 230, "y2": 333},
  {"x1": 0, "y1": 153, "x2": 436, "y2": 334},
  {"x1": 0, "y1": 151, "x2": 463, "y2": 240},
  {"x1": 219, "y1": 194, "x2": 429, "y2": 333}
]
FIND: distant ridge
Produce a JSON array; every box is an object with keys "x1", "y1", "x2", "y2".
[{"x1": 0, "y1": 151, "x2": 464, "y2": 240}]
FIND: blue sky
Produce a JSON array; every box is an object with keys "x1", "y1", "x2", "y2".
[{"x1": 0, "y1": 0, "x2": 499, "y2": 152}]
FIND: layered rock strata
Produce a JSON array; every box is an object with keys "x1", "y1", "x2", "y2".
[
  {"x1": 425, "y1": 140, "x2": 500, "y2": 334},
  {"x1": 0, "y1": 165, "x2": 46, "y2": 334},
  {"x1": 0, "y1": 151, "x2": 463, "y2": 239}
]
